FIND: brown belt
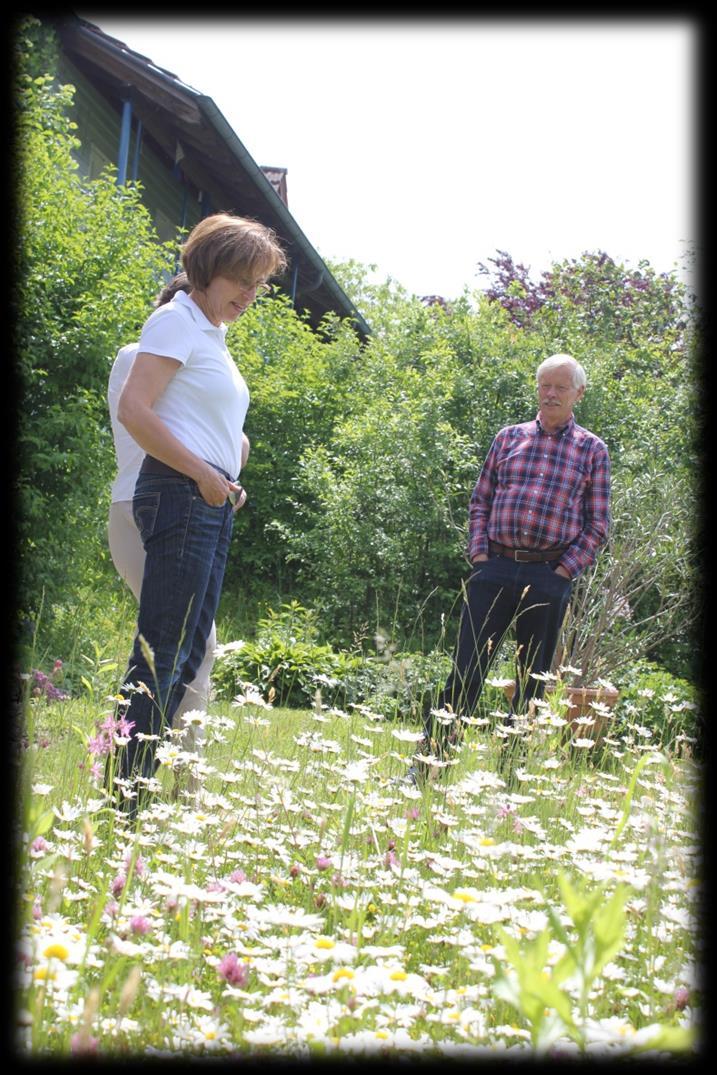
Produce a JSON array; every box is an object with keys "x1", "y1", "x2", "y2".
[{"x1": 489, "y1": 540, "x2": 565, "y2": 563}]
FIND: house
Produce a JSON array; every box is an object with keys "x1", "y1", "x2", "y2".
[{"x1": 48, "y1": 14, "x2": 370, "y2": 341}]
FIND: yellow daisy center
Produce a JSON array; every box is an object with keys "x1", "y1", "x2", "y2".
[
  {"x1": 42, "y1": 943, "x2": 70, "y2": 961},
  {"x1": 453, "y1": 890, "x2": 477, "y2": 902}
]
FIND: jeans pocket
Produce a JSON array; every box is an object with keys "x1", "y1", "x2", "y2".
[
  {"x1": 191, "y1": 493, "x2": 228, "y2": 515},
  {"x1": 545, "y1": 562, "x2": 571, "y2": 586},
  {"x1": 133, "y1": 491, "x2": 161, "y2": 545}
]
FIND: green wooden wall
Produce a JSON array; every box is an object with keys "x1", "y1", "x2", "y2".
[{"x1": 57, "y1": 54, "x2": 202, "y2": 245}]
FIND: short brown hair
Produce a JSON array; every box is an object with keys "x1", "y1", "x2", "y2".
[{"x1": 181, "y1": 213, "x2": 288, "y2": 291}]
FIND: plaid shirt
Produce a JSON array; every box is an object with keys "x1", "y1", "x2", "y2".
[{"x1": 467, "y1": 414, "x2": 611, "y2": 579}]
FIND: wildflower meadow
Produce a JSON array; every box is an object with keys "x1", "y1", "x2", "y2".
[{"x1": 15, "y1": 651, "x2": 703, "y2": 1060}]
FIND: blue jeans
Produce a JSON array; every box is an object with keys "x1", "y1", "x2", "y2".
[
  {"x1": 428, "y1": 555, "x2": 573, "y2": 748},
  {"x1": 115, "y1": 468, "x2": 234, "y2": 791}
]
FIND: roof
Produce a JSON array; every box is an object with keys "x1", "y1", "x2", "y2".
[
  {"x1": 260, "y1": 168, "x2": 288, "y2": 207},
  {"x1": 50, "y1": 15, "x2": 370, "y2": 341}
]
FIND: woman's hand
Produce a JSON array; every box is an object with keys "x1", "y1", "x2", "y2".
[
  {"x1": 229, "y1": 485, "x2": 247, "y2": 513},
  {"x1": 196, "y1": 464, "x2": 242, "y2": 508}
]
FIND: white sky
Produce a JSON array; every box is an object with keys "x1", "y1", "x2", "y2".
[{"x1": 78, "y1": 16, "x2": 697, "y2": 300}]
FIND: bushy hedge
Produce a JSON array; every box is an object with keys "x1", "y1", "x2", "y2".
[
  {"x1": 612, "y1": 659, "x2": 702, "y2": 752},
  {"x1": 15, "y1": 17, "x2": 701, "y2": 688},
  {"x1": 211, "y1": 601, "x2": 453, "y2": 719},
  {"x1": 14, "y1": 18, "x2": 175, "y2": 627}
]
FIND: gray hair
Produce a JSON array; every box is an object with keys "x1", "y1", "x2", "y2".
[{"x1": 536, "y1": 353, "x2": 586, "y2": 390}]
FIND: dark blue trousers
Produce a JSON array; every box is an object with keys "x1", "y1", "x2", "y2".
[
  {"x1": 115, "y1": 469, "x2": 234, "y2": 791},
  {"x1": 428, "y1": 555, "x2": 572, "y2": 745}
]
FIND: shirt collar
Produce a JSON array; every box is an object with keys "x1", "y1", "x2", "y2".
[
  {"x1": 173, "y1": 289, "x2": 228, "y2": 336},
  {"x1": 535, "y1": 412, "x2": 576, "y2": 438}
]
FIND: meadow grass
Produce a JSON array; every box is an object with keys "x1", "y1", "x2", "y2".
[{"x1": 15, "y1": 680, "x2": 702, "y2": 1059}]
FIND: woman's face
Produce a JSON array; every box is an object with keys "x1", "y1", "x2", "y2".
[{"x1": 199, "y1": 274, "x2": 268, "y2": 324}]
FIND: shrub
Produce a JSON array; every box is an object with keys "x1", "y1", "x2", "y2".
[
  {"x1": 614, "y1": 660, "x2": 701, "y2": 753},
  {"x1": 554, "y1": 466, "x2": 698, "y2": 687},
  {"x1": 358, "y1": 649, "x2": 453, "y2": 721},
  {"x1": 14, "y1": 18, "x2": 175, "y2": 621},
  {"x1": 211, "y1": 602, "x2": 368, "y2": 709}
]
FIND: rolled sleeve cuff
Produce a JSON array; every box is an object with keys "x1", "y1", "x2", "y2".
[
  {"x1": 468, "y1": 535, "x2": 490, "y2": 562},
  {"x1": 560, "y1": 542, "x2": 599, "y2": 580}
]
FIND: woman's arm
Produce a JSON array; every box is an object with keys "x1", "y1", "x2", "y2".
[{"x1": 118, "y1": 352, "x2": 240, "y2": 507}]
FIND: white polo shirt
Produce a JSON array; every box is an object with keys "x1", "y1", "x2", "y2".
[{"x1": 120, "y1": 290, "x2": 249, "y2": 489}]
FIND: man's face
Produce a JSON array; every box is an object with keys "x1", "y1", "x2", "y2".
[{"x1": 537, "y1": 364, "x2": 585, "y2": 428}]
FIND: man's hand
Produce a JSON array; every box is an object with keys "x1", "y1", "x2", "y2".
[
  {"x1": 554, "y1": 564, "x2": 571, "y2": 580},
  {"x1": 472, "y1": 554, "x2": 489, "y2": 563}
]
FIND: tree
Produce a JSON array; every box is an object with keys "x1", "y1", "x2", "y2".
[
  {"x1": 477, "y1": 248, "x2": 693, "y2": 348},
  {"x1": 14, "y1": 17, "x2": 175, "y2": 618}
]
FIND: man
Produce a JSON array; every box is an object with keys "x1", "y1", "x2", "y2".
[{"x1": 420, "y1": 353, "x2": 611, "y2": 773}]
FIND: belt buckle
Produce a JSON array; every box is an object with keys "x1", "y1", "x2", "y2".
[{"x1": 514, "y1": 549, "x2": 531, "y2": 562}]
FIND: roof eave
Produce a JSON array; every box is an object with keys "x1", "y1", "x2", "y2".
[{"x1": 196, "y1": 94, "x2": 371, "y2": 339}]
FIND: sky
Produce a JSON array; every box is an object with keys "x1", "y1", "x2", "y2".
[{"x1": 78, "y1": 16, "x2": 697, "y2": 300}]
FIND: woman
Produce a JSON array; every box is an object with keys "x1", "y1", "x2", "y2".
[
  {"x1": 112, "y1": 213, "x2": 287, "y2": 811},
  {"x1": 107, "y1": 272, "x2": 248, "y2": 797}
]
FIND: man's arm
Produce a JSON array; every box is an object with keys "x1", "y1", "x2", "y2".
[
  {"x1": 558, "y1": 442, "x2": 611, "y2": 579},
  {"x1": 467, "y1": 435, "x2": 501, "y2": 563}
]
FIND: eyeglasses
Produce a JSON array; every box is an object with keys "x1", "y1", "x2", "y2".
[{"x1": 236, "y1": 278, "x2": 271, "y2": 297}]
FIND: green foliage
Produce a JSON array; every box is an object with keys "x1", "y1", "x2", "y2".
[
  {"x1": 494, "y1": 871, "x2": 630, "y2": 1052},
  {"x1": 556, "y1": 466, "x2": 699, "y2": 687},
  {"x1": 224, "y1": 292, "x2": 362, "y2": 596},
  {"x1": 616, "y1": 660, "x2": 701, "y2": 751},
  {"x1": 211, "y1": 602, "x2": 367, "y2": 708},
  {"x1": 359, "y1": 648, "x2": 453, "y2": 721},
  {"x1": 14, "y1": 18, "x2": 175, "y2": 620},
  {"x1": 211, "y1": 601, "x2": 453, "y2": 718}
]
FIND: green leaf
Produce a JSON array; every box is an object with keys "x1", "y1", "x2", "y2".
[
  {"x1": 29, "y1": 808, "x2": 54, "y2": 839},
  {"x1": 611, "y1": 753, "x2": 667, "y2": 849},
  {"x1": 590, "y1": 885, "x2": 628, "y2": 978},
  {"x1": 557, "y1": 872, "x2": 602, "y2": 934},
  {"x1": 630, "y1": 1025, "x2": 696, "y2": 1054}
]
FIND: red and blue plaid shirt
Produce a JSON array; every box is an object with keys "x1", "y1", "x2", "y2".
[{"x1": 467, "y1": 414, "x2": 611, "y2": 578}]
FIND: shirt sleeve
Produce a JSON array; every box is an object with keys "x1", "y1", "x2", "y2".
[
  {"x1": 559, "y1": 440, "x2": 611, "y2": 578},
  {"x1": 137, "y1": 307, "x2": 192, "y2": 365},
  {"x1": 467, "y1": 434, "x2": 501, "y2": 561}
]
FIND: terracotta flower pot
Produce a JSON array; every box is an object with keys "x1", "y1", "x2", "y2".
[{"x1": 501, "y1": 682, "x2": 620, "y2": 746}]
